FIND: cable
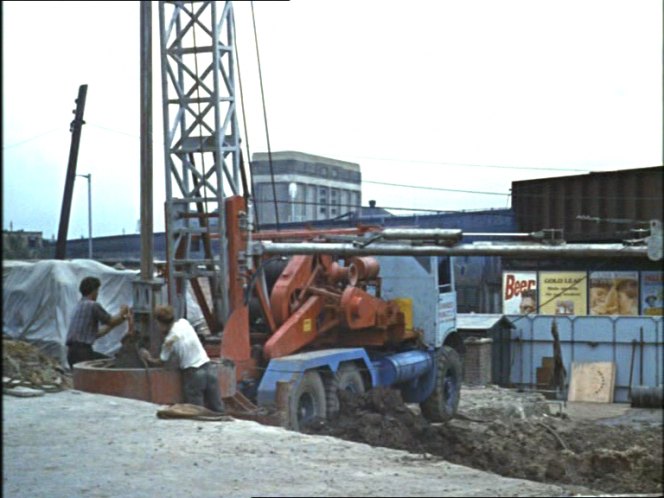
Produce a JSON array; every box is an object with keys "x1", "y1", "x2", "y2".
[
  {"x1": 366, "y1": 179, "x2": 661, "y2": 201},
  {"x1": 364, "y1": 180, "x2": 508, "y2": 196},
  {"x1": 2, "y1": 128, "x2": 62, "y2": 149},
  {"x1": 251, "y1": 198, "x2": 462, "y2": 214},
  {"x1": 318, "y1": 153, "x2": 593, "y2": 173},
  {"x1": 243, "y1": 256, "x2": 286, "y2": 305},
  {"x1": 86, "y1": 123, "x2": 140, "y2": 139},
  {"x1": 251, "y1": 1, "x2": 280, "y2": 230},
  {"x1": 250, "y1": 198, "x2": 560, "y2": 217},
  {"x1": 232, "y1": 11, "x2": 260, "y2": 230}
]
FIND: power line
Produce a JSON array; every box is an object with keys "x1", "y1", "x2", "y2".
[
  {"x1": 322, "y1": 153, "x2": 594, "y2": 173},
  {"x1": 509, "y1": 245, "x2": 636, "y2": 326},
  {"x1": 364, "y1": 180, "x2": 509, "y2": 196},
  {"x1": 2, "y1": 128, "x2": 63, "y2": 149},
  {"x1": 365, "y1": 179, "x2": 661, "y2": 200},
  {"x1": 252, "y1": 198, "x2": 515, "y2": 215},
  {"x1": 87, "y1": 123, "x2": 140, "y2": 139}
]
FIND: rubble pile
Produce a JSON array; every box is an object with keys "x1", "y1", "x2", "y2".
[{"x1": 3, "y1": 338, "x2": 72, "y2": 396}]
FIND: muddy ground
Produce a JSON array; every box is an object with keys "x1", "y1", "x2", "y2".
[{"x1": 305, "y1": 387, "x2": 664, "y2": 495}]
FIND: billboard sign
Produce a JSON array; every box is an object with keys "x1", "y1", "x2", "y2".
[
  {"x1": 641, "y1": 271, "x2": 663, "y2": 316},
  {"x1": 538, "y1": 272, "x2": 587, "y2": 315},
  {"x1": 589, "y1": 271, "x2": 639, "y2": 316},
  {"x1": 503, "y1": 272, "x2": 537, "y2": 315}
]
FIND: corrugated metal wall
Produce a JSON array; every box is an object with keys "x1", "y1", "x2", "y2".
[
  {"x1": 508, "y1": 315, "x2": 664, "y2": 402},
  {"x1": 512, "y1": 166, "x2": 663, "y2": 241}
]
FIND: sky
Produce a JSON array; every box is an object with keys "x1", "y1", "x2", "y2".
[{"x1": 2, "y1": 0, "x2": 662, "y2": 239}]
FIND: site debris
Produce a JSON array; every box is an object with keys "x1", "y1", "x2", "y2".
[
  {"x1": 305, "y1": 386, "x2": 664, "y2": 495},
  {"x1": 3, "y1": 337, "x2": 72, "y2": 396}
]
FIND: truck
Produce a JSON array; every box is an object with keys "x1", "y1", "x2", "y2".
[{"x1": 210, "y1": 214, "x2": 467, "y2": 429}]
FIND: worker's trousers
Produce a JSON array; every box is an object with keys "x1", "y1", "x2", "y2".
[
  {"x1": 67, "y1": 342, "x2": 109, "y2": 369},
  {"x1": 182, "y1": 362, "x2": 225, "y2": 413}
]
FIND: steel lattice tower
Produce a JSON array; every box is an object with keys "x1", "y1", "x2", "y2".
[{"x1": 159, "y1": 1, "x2": 241, "y2": 326}]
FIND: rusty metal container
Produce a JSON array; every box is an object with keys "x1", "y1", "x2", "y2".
[{"x1": 73, "y1": 358, "x2": 236, "y2": 405}]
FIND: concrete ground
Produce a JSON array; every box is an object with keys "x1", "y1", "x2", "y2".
[{"x1": 3, "y1": 390, "x2": 575, "y2": 498}]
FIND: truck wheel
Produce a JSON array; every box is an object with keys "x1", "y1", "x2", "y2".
[
  {"x1": 420, "y1": 346, "x2": 462, "y2": 423},
  {"x1": 326, "y1": 363, "x2": 366, "y2": 417},
  {"x1": 290, "y1": 370, "x2": 326, "y2": 431},
  {"x1": 337, "y1": 363, "x2": 366, "y2": 393}
]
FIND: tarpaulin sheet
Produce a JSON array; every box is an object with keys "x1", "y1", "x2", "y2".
[{"x1": 2, "y1": 259, "x2": 205, "y2": 360}]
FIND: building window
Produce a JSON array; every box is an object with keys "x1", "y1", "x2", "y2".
[{"x1": 320, "y1": 207, "x2": 327, "y2": 214}]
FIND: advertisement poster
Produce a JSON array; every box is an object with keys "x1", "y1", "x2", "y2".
[
  {"x1": 503, "y1": 272, "x2": 537, "y2": 314},
  {"x1": 538, "y1": 272, "x2": 587, "y2": 315},
  {"x1": 589, "y1": 271, "x2": 639, "y2": 316},
  {"x1": 641, "y1": 271, "x2": 663, "y2": 316}
]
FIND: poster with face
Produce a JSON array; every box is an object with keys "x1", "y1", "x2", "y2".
[
  {"x1": 503, "y1": 272, "x2": 537, "y2": 315},
  {"x1": 538, "y1": 272, "x2": 587, "y2": 315},
  {"x1": 589, "y1": 271, "x2": 639, "y2": 316},
  {"x1": 641, "y1": 271, "x2": 663, "y2": 316}
]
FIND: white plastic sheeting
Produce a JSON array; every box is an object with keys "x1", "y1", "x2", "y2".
[{"x1": 2, "y1": 259, "x2": 206, "y2": 361}]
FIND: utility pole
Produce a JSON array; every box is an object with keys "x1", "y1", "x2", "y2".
[
  {"x1": 76, "y1": 173, "x2": 92, "y2": 258},
  {"x1": 56, "y1": 84, "x2": 88, "y2": 259}
]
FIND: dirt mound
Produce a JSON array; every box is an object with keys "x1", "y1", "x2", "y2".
[
  {"x1": 3, "y1": 338, "x2": 72, "y2": 394},
  {"x1": 307, "y1": 388, "x2": 433, "y2": 453},
  {"x1": 305, "y1": 388, "x2": 663, "y2": 495}
]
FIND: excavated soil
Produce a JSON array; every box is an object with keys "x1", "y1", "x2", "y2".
[
  {"x1": 304, "y1": 388, "x2": 664, "y2": 495},
  {"x1": 3, "y1": 338, "x2": 72, "y2": 394}
]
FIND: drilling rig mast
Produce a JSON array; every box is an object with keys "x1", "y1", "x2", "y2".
[{"x1": 159, "y1": 1, "x2": 242, "y2": 329}]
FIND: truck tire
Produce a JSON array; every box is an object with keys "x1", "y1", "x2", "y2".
[
  {"x1": 290, "y1": 370, "x2": 326, "y2": 431},
  {"x1": 337, "y1": 363, "x2": 366, "y2": 393},
  {"x1": 420, "y1": 346, "x2": 462, "y2": 423},
  {"x1": 326, "y1": 363, "x2": 366, "y2": 417}
]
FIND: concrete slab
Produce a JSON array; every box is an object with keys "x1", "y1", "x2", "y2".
[{"x1": 3, "y1": 390, "x2": 573, "y2": 498}]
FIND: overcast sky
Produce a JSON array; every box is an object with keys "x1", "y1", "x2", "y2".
[{"x1": 3, "y1": 0, "x2": 662, "y2": 239}]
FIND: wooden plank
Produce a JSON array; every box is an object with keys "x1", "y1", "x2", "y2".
[
  {"x1": 541, "y1": 356, "x2": 555, "y2": 370},
  {"x1": 567, "y1": 362, "x2": 616, "y2": 403},
  {"x1": 536, "y1": 367, "x2": 552, "y2": 387}
]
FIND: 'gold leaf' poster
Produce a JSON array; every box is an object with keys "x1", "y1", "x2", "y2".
[{"x1": 538, "y1": 272, "x2": 587, "y2": 316}]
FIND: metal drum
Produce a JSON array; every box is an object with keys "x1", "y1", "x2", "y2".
[{"x1": 630, "y1": 385, "x2": 664, "y2": 408}]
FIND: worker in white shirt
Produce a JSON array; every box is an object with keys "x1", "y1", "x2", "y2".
[{"x1": 139, "y1": 305, "x2": 225, "y2": 413}]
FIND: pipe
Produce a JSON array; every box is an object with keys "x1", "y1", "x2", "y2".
[
  {"x1": 374, "y1": 350, "x2": 434, "y2": 386},
  {"x1": 140, "y1": 0, "x2": 153, "y2": 281},
  {"x1": 253, "y1": 241, "x2": 651, "y2": 259}
]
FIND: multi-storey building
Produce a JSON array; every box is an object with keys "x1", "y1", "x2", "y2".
[{"x1": 250, "y1": 151, "x2": 361, "y2": 224}]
